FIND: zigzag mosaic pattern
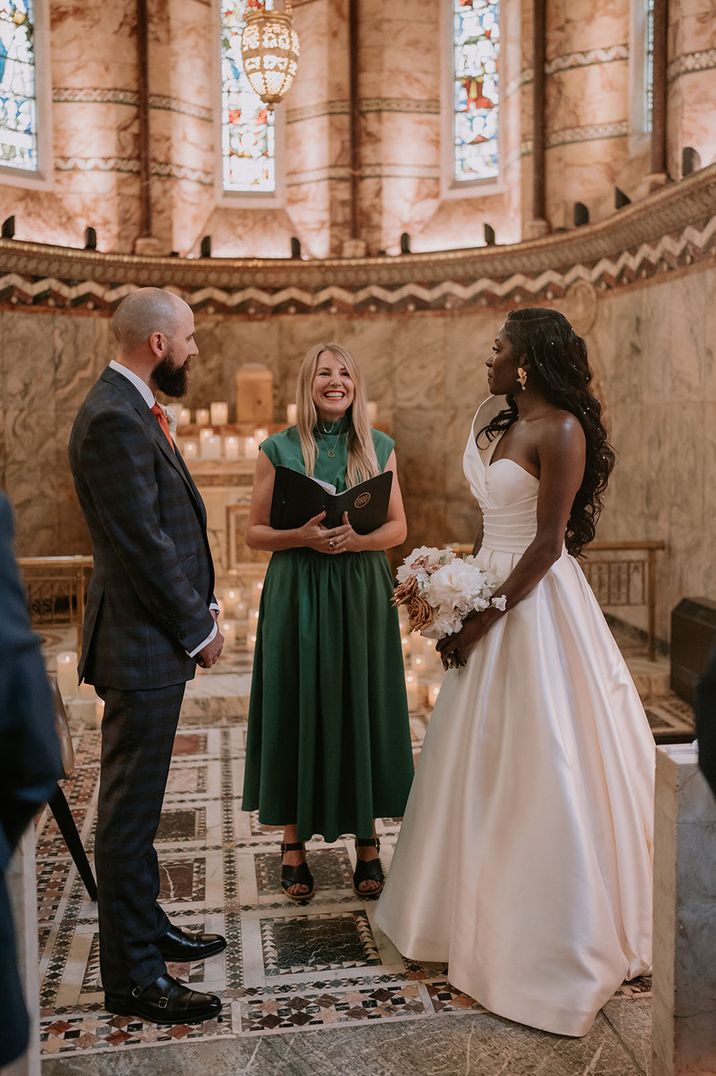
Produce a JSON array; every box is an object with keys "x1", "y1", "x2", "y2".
[{"x1": 1, "y1": 213, "x2": 713, "y2": 316}]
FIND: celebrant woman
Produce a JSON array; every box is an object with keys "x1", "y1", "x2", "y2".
[{"x1": 242, "y1": 343, "x2": 413, "y2": 900}]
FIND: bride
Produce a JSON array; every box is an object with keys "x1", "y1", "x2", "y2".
[{"x1": 375, "y1": 308, "x2": 654, "y2": 1038}]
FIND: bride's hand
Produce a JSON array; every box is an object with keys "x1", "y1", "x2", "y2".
[{"x1": 437, "y1": 613, "x2": 491, "y2": 670}]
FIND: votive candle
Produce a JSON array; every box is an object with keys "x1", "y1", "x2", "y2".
[
  {"x1": 177, "y1": 407, "x2": 192, "y2": 427},
  {"x1": 196, "y1": 408, "x2": 210, "y2": 426},
  {"x1": 210, "y1": 401, "x2": 229, "y2": 426},
  {"x1": 224, "y1": 435, "x2": 240, "y2": 461},
  {"x1": 56, "y1": 651, "x2": 77, "y2": 698}
]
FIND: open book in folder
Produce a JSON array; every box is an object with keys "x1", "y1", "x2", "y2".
[{"x1": 270, "y1": 466, "x2": 393, "y2": 534}]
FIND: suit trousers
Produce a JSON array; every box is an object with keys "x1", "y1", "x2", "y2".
[{"x1": 94, "y1": 682, "x2": 186, "y2": 993}]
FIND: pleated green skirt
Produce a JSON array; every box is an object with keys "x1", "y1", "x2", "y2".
[{"x1": 242, "y1": 548, "x2": 414, "y2": 842}]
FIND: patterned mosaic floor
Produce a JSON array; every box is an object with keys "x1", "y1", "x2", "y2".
[{"x1": 36, "y1": 701, "x2": 654, "y2": 1060}]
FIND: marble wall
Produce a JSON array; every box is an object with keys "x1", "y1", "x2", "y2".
[
  {"x1": 2, "y1": 255, "x2": 713, "y2": 643},
  {"x1": 1, "y1": 0, "x2": 714, "y2": 256}
]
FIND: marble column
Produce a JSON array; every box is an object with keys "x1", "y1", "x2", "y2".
[
  {"x1": 4, "y1": 829, "x2": 41, "y2": 1076},
  {"x1": 543, "y1": 0, "x2": 631, "y2": 227},
  {"x1": 652, "y1": 744, "x2": 716, "y2": 1076}
]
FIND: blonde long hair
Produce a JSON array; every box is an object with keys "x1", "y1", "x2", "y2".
[{"x1": 295, "y1": 343, "x2": 380, "y2": 487}]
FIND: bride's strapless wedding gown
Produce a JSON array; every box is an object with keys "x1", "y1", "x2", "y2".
[{"x1": 375, "y1": 395, "x2": 654, "y2": 1038}]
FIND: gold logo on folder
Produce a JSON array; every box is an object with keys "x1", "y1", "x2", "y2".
[{"x1": 354, "y1": 492, "x2": 371, "y2": 509}]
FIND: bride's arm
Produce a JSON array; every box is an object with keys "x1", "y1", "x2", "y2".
[{"x1": 439, "y1": 414, "x2": 586, "y2": 664}]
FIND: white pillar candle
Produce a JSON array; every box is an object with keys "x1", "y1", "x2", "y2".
[
  {"x1": 287, "y1": 403, "x2": 297, "y2": 425},
  {"x1": 78, "y1": 680, "x2": 95, "y2": 700},
  {"x1": 244, "y1": 436, "x2": 259, "y2": 459},
  {"x1": 222, "y1": 620, "x2": 237, "y2": 650},
  {"x1": 254, "y1": 427, "x2": 269, "y2": 443},
  {"x1": 202, "y1": 434, "x2": 222, "y2": 461},
  {"x1": 210, "y1": 401, "x2": 229, "y2": 426},
  {"x1": 247, "y1": 632, "x2": 257, "y2": 652},
  {"x1": 183, "y1": 439, "x2": 198, "y2": 461},
  {"x1": 199, "y1": 427, "x2": 213, "y2": 444},
  {"x1": 195, "y1": 408, "x2": 210, "y2": 426},
  {"x1": 224, "y1": 435, "x2": 240, "y2": 461},
  {"x1": 405, "y1": 671, "x2": 419, "y2": 711},
  {"x1": 428, "y1": 682, "x2": 441, "y2": 708},
  {"x1": 177, "y1": 407, "x2": 192, "y2": 427},
  {"x1": 401, "y1": 634, "x2": 411, "y2": 659},
  {"x1": 367, "y1": 401, "x2": 378, "y2": 424},
  {"x1": 95, "y1": 697, "x2": 105, "y2": 725},
  {"x1": 56, "y1": 652, "x2": 77, "y2": 698}
]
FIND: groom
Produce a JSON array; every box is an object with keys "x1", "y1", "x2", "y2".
[{"x1": 69, "y1": 288, "x2": 225, "y2": 1025}]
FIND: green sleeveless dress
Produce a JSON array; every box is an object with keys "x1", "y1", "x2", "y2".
[{"x1": 242, "y1": 420, "x2": 414, "y2": 842}]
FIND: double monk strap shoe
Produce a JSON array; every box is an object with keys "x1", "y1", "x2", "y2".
[
  {"x1": 157, "y1": 924, "x2": 227, "y2": 962},
  {"x1": 105, "y1": 973, "x2": 222, "y2": 1026}
]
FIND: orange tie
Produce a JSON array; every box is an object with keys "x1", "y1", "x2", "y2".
[{"x1": 150, "y1": 403, "x2": 175, "y2": 452}]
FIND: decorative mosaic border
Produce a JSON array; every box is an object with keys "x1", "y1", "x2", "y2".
[
  {"x1": 51, "y1": 88, "x2": 212, "y2": 122},
  {"x1": 546, "y1": 119, "x2": 629, "y2": 149},
  {"x1": 1, "y1": 165, "x2": 715, "y2": 313},
  {"x1": 52, "y1": 87, "x2": 140, "y2": 106},
  {"x1": 1, "y1": 212, "x2": 714, "y2": 316},
  {"x1": 360, "y1": 98, "x2": 441, "y2": 115},
  {"x1": 667, "y1": 47, "x2": 716, "y2": 82},
  {"x1": 545, "y1": 44, "x2": 629, "y2": 76},
  {"x1": 52, "y1": 158, "x2": 213, "y2": 184}
]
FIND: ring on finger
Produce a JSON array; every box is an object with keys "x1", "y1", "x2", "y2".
[{"x1": 328, "y1": 538, "x2": 336, "y2": 549}]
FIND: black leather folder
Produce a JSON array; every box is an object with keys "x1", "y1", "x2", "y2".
[{"x1": 270, "y1": 466, "x2": 393, "y2": 533}]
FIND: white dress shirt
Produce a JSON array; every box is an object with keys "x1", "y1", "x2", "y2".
[{"x1": 108, "y1": 360, "x2": 218, "y2": 658}]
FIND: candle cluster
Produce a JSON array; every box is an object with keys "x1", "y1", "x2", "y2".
[
  {"x1": 207, "y1": 577, "x2": 265, "y2": 662},
  {"x1": 180, "y1": 426, "x2": 269, "y2": 462},
  {"x1": 397, "y1": 605, "x2": 444, "y2": 712}
]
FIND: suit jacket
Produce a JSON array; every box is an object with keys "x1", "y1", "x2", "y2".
[
  {"x1": 69, "y1": 367, "x2": 216, "y2": 691},
  {"x1": 696, "y1": 644, "x2": 716, "y2": 798},
  {"x1": 0, "y1": 493, "x2": 61, "y2": 1066}
]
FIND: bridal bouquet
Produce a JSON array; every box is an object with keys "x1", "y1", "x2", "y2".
[{"x1": 393, "y1": 546, "x2": 507, "y2": 668}]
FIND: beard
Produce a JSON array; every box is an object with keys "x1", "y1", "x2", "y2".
[{"x1": 153, "y1": 349, "x2": 189, "y2": 398}]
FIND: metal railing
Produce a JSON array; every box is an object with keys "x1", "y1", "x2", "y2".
[
  {"x1": 17, "y1": 556, "x2": 93, "y2": 652},
  {"x1": 581, "y1": 541, "x2": 665, "y2": 661}
]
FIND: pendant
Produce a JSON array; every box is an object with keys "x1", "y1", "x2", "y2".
[{"x1": 327, "y1": 449, "x2": 335, "y2": 458}]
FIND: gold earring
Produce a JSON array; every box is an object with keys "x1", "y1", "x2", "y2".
[{"x1": 517, "y1": 367, "x2": 528, "y2": 390}]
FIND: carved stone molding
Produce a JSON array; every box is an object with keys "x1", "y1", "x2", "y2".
[{"x1": 1, "y1": 166, "x2": 715, "y2": 316}]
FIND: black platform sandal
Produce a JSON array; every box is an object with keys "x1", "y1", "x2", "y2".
[
  {"x1": 353, "y1": 837, "x2": 384, "y2": 899},
  {"x1": 280, "y1": 842, "x2": 314, "y2": 902}
]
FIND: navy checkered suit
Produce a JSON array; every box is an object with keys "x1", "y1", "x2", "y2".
[{"x1": 69, "y1": 366, "x2": 217, "y2": 992}]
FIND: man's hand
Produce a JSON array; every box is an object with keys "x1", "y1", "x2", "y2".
[{"x1": 197, "y1": 630, "x2": 224, "y2": 668}]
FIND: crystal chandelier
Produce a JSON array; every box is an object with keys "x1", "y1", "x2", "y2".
[{"x1": 241, "y1": 1, "x2": 300, "y2": 109}]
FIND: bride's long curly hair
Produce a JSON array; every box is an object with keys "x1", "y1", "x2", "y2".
[{"x1": 479, "y1": 308, "x2": 615, "y2": 556}]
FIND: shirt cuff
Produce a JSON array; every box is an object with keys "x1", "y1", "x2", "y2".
[
  {"x1": 209, "y1": 602, "x2": 220, "y2": 612},
  {"x1": 187, "y1": 621, "x2": 218, "y2": 658}
]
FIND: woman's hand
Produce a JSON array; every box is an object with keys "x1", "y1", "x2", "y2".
[
  {"x1": 437, "y1": 611, "x2": 496, "y2": 670},
  {"x1": 326, "y1": 511, "x2": 366, "y2": 554},
  {"x1": 298, "y1": 511, "x2": 353, "y2": 554}
]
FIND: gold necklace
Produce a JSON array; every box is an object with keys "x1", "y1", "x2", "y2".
[{"x1": 316, "y1": 422, "x2": 343, "y2": 459}]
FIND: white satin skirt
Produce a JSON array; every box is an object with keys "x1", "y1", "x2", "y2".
[{"x1": 375, "y1": 546, "x2": 655, "y2": 1038}]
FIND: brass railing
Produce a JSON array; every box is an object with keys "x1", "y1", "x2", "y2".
[
  {"x1": 18, "y1": 556, "x2": 93, "y2": 652},
  {"x1": 581, "y1": 541, "x2": 665, "y2": 661},
  {"x1": 451, "y1": 540, "x2": 665, "y2": 661}
]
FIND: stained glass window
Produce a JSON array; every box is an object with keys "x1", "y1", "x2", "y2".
[
  {"x1": 452, "y1": 0, "x2": 500, "y2": 184},
  {"x1": 221, "y1": 0, "x2": 276, "y2": 193},
  {"x1": 645, "y1": 0, "x2": 655, "y2": 132},
  {"x1": 0, "y1": 0, "x2": 38, "y2": 171}
]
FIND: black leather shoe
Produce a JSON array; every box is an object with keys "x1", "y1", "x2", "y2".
[
  {"x1": 157, "y1": 924, "x2": 227, "y2": 962},
  {"x1": 105, "y1": 973, "x2": 222, "y2": 1026}
]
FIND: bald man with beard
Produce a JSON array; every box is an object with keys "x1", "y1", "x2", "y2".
[{"x1": 69, "y1": 288, "x2": 226, "y2": 1025}]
